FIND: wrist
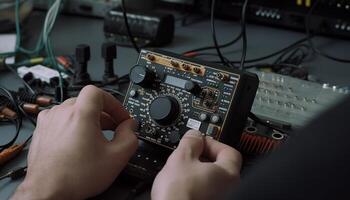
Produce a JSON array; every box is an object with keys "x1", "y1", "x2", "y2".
[
  {"x1": 152, "y1": 183, "x2": 192, "y2": 200},
  {"x1": 11, "y1": 177, "x2": 72, "y2": 200}
]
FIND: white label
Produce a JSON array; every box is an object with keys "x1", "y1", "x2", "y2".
[{"x1": 186, "y1": 118, "x2": 201, "y2": 130}]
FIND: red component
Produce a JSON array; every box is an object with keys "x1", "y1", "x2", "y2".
[
  {"x1": 56, "y1": 56, "x2": 72, "y2": 69},
  {"x1": 183, "y1": 52, "x2": 198, "y2": 57},
  {"x1": 36, "y1": 96, "x2": 53, "y2": 107},
  {"x1": 0, "y1": 107, "x2": 17, "y2": 119},
  {"x1": 238, "y1": 132, "x2": 283, "y2": 155},
  {"x1": 0, "y1": 144, "x2": 25, "y2": 166},
  {"x1": 22, "y1": 103, "x2": 40, "y2": 114}
]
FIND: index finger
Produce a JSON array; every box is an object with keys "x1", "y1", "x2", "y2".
[{"x1": 75, "y1": 85, "x2": 130, "y2": 125}]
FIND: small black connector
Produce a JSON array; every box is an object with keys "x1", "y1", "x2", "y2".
[
  {"x1": 0, "y1": 166, "x2": 27, "y2": 181},
  {"x1": 102, "y1": 42, "x2": 118, "y2": 84},
  {"x1": 73, "y1": 44, "x2": 91, "y2": 85}
]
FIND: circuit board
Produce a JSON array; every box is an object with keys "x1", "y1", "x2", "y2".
[{"x1": 250, "y1": 70, "x2": 349, "y2": 129}]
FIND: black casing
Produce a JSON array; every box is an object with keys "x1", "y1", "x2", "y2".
[
  {"x1": 124, "y1": 49, "x2": 259, "y2": 149},
  {"x1": 104, "y1": 7, "x2": 175, "y2": 47},
  {"x1": 198, "y1": 0, "x2": 350, "y2": 39}
]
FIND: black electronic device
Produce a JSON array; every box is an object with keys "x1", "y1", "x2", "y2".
[
  {"x1": 104, "y1": 7, "x2": 175, "y2": 47},
  {"x1": 198, "y1": 0, "x2": 350, "y2": 39},
  {"x1": 123, "y1": 49, "x2": 259, "y2": 151},
  {"x1": 73, "y1": 44, "x2": 91, "y2": 85}
]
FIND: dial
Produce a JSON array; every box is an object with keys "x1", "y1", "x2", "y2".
[
  {"x1": 149, "y1": 96, "x2": 180, "y2": 126},
  {"x1": 129, "y1": 65, "x2": 155, "y2": 87},
  {"x1": 184, "y1": 81, "x2": 202, "y2": 96}
]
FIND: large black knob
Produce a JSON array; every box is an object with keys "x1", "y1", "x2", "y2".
[
  {"x1": 129, "y1": 65, "x2": 155, "y2": 87},
  {"x1": 149, "y1": 96, "x2": 180, "y2": 126},
  {"x1": 184, "y1": 81, "x2": 202, "y2": 96}
]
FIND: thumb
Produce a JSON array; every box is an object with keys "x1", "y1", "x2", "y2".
[
  {"x1": 175, "y1": 130, "x2": 204, "y2": 160},
  {"x1": 109, "y1": 119, "x2": 138, "y2": 159}
]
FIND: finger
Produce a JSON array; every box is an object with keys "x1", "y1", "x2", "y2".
[
  {"x1": 109, "y1": 119, "x2": 138, "y2": 159},
  {"x1": 204, "y1": 138, "x2": 242, "y2": 173},
  {"x1": 61, "y1": 97, "x2": 76, "y2": 106},
  {"x1": 175, "y1": 130, "x2": 204, "y2": 160},
  {"x1": 100, "y1": 112, "x2": 117, "y2": 130},
  {"x1": 37, "y1": 109, "x2": 49, "y2": 124},
  {"x1": 75, "y1": 85, "x2": 130, "y2": 125}
]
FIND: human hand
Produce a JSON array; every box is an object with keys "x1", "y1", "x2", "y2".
[
  {"x1": 12, "y1": 85, "x2": 138, "y2": 200},
  {"x1": 151, "y1": 130, "x2": 242, "y2": 200}
]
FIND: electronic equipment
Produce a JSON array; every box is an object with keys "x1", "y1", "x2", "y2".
[
  {"x1": 198, "y1": 0, "x2": 350, "y2": 39},
  {"x1": 33, "y1": 0, "x2": 119, "y2": 18},
  {"x1": 0, "y1": 0, "x2": 33, "y2": 32},
  {"x1": 238, "y1": 119, "x2": 286, "y2": 155},
  {"x1": 249, "y1": 70, "x2": 350, "y2": 129},
  {"x1": 161, "y1": 0, "x2": 195, "y2": 5},
  {"x1": 123, "y1": 49, "x2": 259, "y2": 151},
  {"x1": 104, "y1": 7, "x2": 175, "y2": 47}
]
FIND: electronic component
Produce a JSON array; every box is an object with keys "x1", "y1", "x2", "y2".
[
  {"x1": 17, "y1": 65, "x2": 68, "y2": 83},
  {"x1": 73, "y1": 44, "x2": 91, "y2": 85},
  {"x1": 0, "y1": 144, "x2": 25, "y2": 166},
  {"x1": 104, "y1": 7, "x2": 175, "y2": 47},
  {"x1": 238, "y1": 120, "x2": 286, "y2": 155},
  {"x1": 161, "y1": 0, "x2": 195, "y2": 5},
  {"x1": 199, "y1": 0, "x2": 350, "y2": 39},
  {"x1": 0, "y1": 106, "x2": 17, "y2": 119},
  {"x1": 124, "y1": 49, "x2": 259, "y2": 150},
  {"x1": 102, "y1": 42, "x2": 118, "y2": 84},
  {"x1": 33, "y1": 0, "x2": 119, "y2": 18},
  {"x1": 250, "y1": 70, "x2": 350, "y2": 128},
  {"x1": 0, "y1": 0, "x2": 33, "y2": 32}
]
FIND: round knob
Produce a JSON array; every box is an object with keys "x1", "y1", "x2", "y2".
[
  {"x1": 149, "y1": 96, "x2": 180, "y2": 126},
  {"x1": 76, "y1": 44, "x2": 90, "y2": 64},
  {"x1": 129, "y1": 65, "x2": 155, "y2": 87},
  {"x1": 184, "y1": 81, "x2": 201, "y2": 95},
  {"x1": 102, "y1": 42, "x2": 117, "y2": 61}
]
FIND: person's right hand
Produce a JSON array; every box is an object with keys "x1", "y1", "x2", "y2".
[{"x1": 151, "y1": 130, "x2": 242, "y2": 200}]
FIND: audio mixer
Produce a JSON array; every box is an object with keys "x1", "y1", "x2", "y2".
[{"x1": 123, "y1": 49, "x2": 259, "y2": 150}]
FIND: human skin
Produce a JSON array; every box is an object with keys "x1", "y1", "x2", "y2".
[
  {"x1": 152, "y1": 130, "x2": 242, "y2": 200},
  {"x1": 11, "y1": 85, "x2": 138, "y2": 200}
]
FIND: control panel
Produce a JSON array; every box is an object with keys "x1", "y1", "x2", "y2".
[{"x1": 123, "y1": 49, "x2": 259, "y2": 150}]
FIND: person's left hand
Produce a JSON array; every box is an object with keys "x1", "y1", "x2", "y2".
[{"x1": 12, "y1": 85, "x2": 138, "y2": 200}]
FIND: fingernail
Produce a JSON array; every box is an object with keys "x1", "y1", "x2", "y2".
[{"x1": 185, "y1": 130, "x2": 204, "y2": 137}]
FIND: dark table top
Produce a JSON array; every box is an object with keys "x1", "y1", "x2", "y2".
[{"x1": 1, "y1": 10, "x2": 350, "y2": 199}]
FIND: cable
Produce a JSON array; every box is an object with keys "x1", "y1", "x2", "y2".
[
  {"x1": 0, "y1": 166, "x2": 27, "y2": 181},
  {"x1": 210, "y1": 0, "x2": 233, "y2": 68},
  {"x1": 4, "y1": 64, "x2": 36, "y2": 95},
  {"x1": 305, "y1": 0, "x2": 350, "y2": 63},
  {"x1": 0, "y1": 0, "x2": 45, "y2": 57},
  {"x1": 0, "y1": 87, "x2": 22, "y2": 151},
  {"x1": 120, "y1": 0, "x2": 140, "y2": 53},
  {"x1": 239, "y1": 0, "x2": 249, "y2": 71},
  {"x1": 182, "y1": 32, "x2": 242, "y2": 56},
  {"x1": 42, "y1": 0, "x2": 64, "y2": 102},
  {"x1": 217, "y1": 36, "x2": 310, "y2": 64}
]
